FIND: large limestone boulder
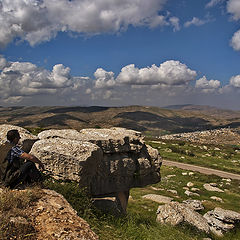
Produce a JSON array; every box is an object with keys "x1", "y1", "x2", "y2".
[
  {"x1": 38, "y1": 127, "x2": 143, "y2": 153},
  {"x1": 38, "y1": 129, "x2": 81, "y2": 141},
  {"x1": 0, "y1": 124, "x2": 38, "y2": 152},
  {"x1": 34, "y1": 128, "x2": 161, "y2": 196},
  {"x1": 30, "y1": 138, "x2": 103, "y2": 188}
]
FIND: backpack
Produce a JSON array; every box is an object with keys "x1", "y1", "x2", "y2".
[{"x1": 0, "y1": 142, "x2": 21, "y2": 187}]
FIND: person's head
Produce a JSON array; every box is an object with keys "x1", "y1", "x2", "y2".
[{"x1": 7, "y1": 129, "x2": 21, "y2": 143}]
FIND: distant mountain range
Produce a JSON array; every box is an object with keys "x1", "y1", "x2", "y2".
[{"x1": 0, "y1": 105, "x2": 240, "y2": 136}]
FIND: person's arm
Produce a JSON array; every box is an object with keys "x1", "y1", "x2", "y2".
[{"x1": 20, "y1": 152, "x2": 45, "y2": 170}]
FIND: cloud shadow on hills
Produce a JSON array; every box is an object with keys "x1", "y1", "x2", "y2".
[
  {"x1": 114, "y1": 111, "x2": 214, "y2": 133},
  {"x1": 37, "y1": 114, "x2": 87, "y2": 127},
  {"x1": 44, "y1": 106, "x2": 109, "y2": 114}
]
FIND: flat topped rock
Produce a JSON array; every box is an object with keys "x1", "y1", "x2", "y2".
[
  {"x1": 79, "y1": 127, "x2": 142, "y2": 141},
  {"x1": 203, "y1": 184, "x2": 224, "y2": 193},
  {"x1": 30, "y1": 138, "x2": 103, "y2": 184},
  {"x1": 142, "y1": 194, "x2": 173, "y2": 204},
  {"x1": 0, "y1": 124, "x2": 38, "y2": 152},
  {"x1": 38, "y1": 129, "x2": 81, "y2": 140},
  {"x1": 203, "y1": 207, "x2": 240, "y2": 236},
  {"x1": 38, "y1": 128, "x2": 144, "y2": 153},
  {"x1": 156, "y1": 202, "x2": 210, "y2": 233}
]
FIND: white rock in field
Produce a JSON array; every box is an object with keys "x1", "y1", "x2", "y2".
[
  {"x1": 184, "y1": 190, "x2": 200, "y2": 197},
  {"x1": 210, "y1": 196, "x2": 223, "y2": 202},
  {"x1": 187, "y1": 182, "x2": 194, "y2": 187},
  {"x1": 142, "y1": 194, "x2": 173, "y2": 204},
  {"x1": 156, "y1": 202, "x2": 210, "y2": 233},
  {"x1": 203, "y1": 184, "x2": 224, "y2": 193}
]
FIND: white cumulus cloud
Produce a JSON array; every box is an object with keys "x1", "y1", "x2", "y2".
[
  {"x1": 0, "y1": 56, "x2": 87, "y2": 102},
  {"x1": 227, "y1": 0, "x2": 240, "y2": 20},
  {"x1": 231, "y1": 29, "x2": 240, "y2": 51},
  {"x1": 230, "y1": 74, "x2": 240, "y2": 88},
  {"x1": 195, "y1": 76, "x2": 221, "y2": 93},
  {"x1": 116, "y1": 60, "x2": 197, "y2": 86},
  {"x1": 94, "y1": 68, "x2": 116, "y2": 89},
  {"x1": 0, "y1": 0, "x2": 170, "y2": 47}
]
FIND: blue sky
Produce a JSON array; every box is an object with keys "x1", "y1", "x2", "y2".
[{"x1": 0, "y1": 0, "x2": 240, "y2": 109}]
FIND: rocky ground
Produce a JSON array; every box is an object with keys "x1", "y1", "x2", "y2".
[{"x1": 160, "y1": 128, "x2": 240, "y2": 145}]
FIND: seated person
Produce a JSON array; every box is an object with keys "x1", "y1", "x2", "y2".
[{"x1": 0, "y1": 129, "x2": 44, "y2": 189}]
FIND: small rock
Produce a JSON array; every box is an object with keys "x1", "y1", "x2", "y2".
[
  {"x1": 142, "y1": 194, "x2": 173, "y2": 204},
  {"x1": 167, "y1": 189, "x2": 178, "y2": 195},
  {"x1": 191, "y1": 187, "x2": 200, "y2": 192},
  {"x1": 182, "y1": 172, "x2": 188, "y2": 176},
  {"x1": 187, "y1": 182, "x2": 194, "y2": 187},
  {"x1": 203, "y1": 184, "x2": 224, "y2": 193},
  {"x1": 184, "y1": 190, "x2": 200, "y2": 197},
  {"x1": 189, "y1": 172, "x2": 194, "y2": 176},
  {"x1": 210, "y1": 196, "x2": 223, "y2": 202},
  {"x1": 166, "y1": 175, "x2": 176, "y2": 178},
  {"x1": 222, "y1": 178, "x2": 231, "y2": 182},
  {"x1": 150, "y1": 186, "x2": 164, "y2": 191}
]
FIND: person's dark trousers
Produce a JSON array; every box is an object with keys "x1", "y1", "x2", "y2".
[{"x1": 10, "y1": 161, "x2": 43, "y2": 188}]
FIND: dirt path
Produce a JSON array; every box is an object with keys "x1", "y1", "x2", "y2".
[{"x1": 163, "y1": 160, "x2": 240, "y2": 180}]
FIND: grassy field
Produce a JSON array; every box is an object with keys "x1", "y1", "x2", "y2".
[
  {"x1": 44, "y1": 165, "x2": 240, "y2": 240},
  {"x1": 1, "y1": 165, "x2": 240, "y2": 239},
  {"x1": 148, "y1": 139, "x2": 240, "y2": 174}
]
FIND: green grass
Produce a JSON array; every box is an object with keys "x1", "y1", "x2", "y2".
[
  {"x1": 2, "y1": 164, "x2": 240, "y2": 239},
  {"x1": 148, "y1": 139, "x2": 240, "y2": 174},
  {"x1": 43, "y1": 164, "x2": 240, "y2": 240}
]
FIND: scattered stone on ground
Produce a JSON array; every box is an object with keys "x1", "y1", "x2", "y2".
[
  {"x1": 189, "y1": 172, "x2": 194, "y2": 176},
  {"x1": 184, "y1": 190, "x2": 200, "y2": 197},
  {"x1": 182, "y1": 199, "x2": 204, "y2": 211},
  {"x1": 210, "y1": 196, "x2": 223, "y2": 202},
  {"x1": 142, "y1": 194, "x2": 173, "y2": 204},
  {"x1": 156, "y1": 202, "x2": 210, "y2": 233},
  {"x1": 191, "y1": 187, "x2": 200, "y2": 192},
  {"x1": 187, "y1": 182, "x2": 194, "y2": 187},
  {"x1": 150, "y1": 186, "x2": 164, "y2": 191},
  {"x1": 160, "y1": 128, "x2": 240, "y2": 145},
  {"x1": 203, "y1": 207, "x2": 240, "y2": 236},
  {"x1": 166, "y1": 174, "x2": 176, "y2": 178},
  {"x1": 203, "y1": 184, "x2": 224, "y2": 193},
  {"x1": 167, "y1": 189, "x2": 178, "y2": 195},
  {"x1": 182, "y1": 172, "x2": 188, "y2": 176}
]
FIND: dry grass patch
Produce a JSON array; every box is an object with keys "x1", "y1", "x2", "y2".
[{"x1": 0, "y1": 187, "x2": 42, "y2": 240}]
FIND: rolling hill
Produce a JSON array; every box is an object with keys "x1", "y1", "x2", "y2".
[{"x1": 0, "y1": 105, "x2": 240, "y2": 137}]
